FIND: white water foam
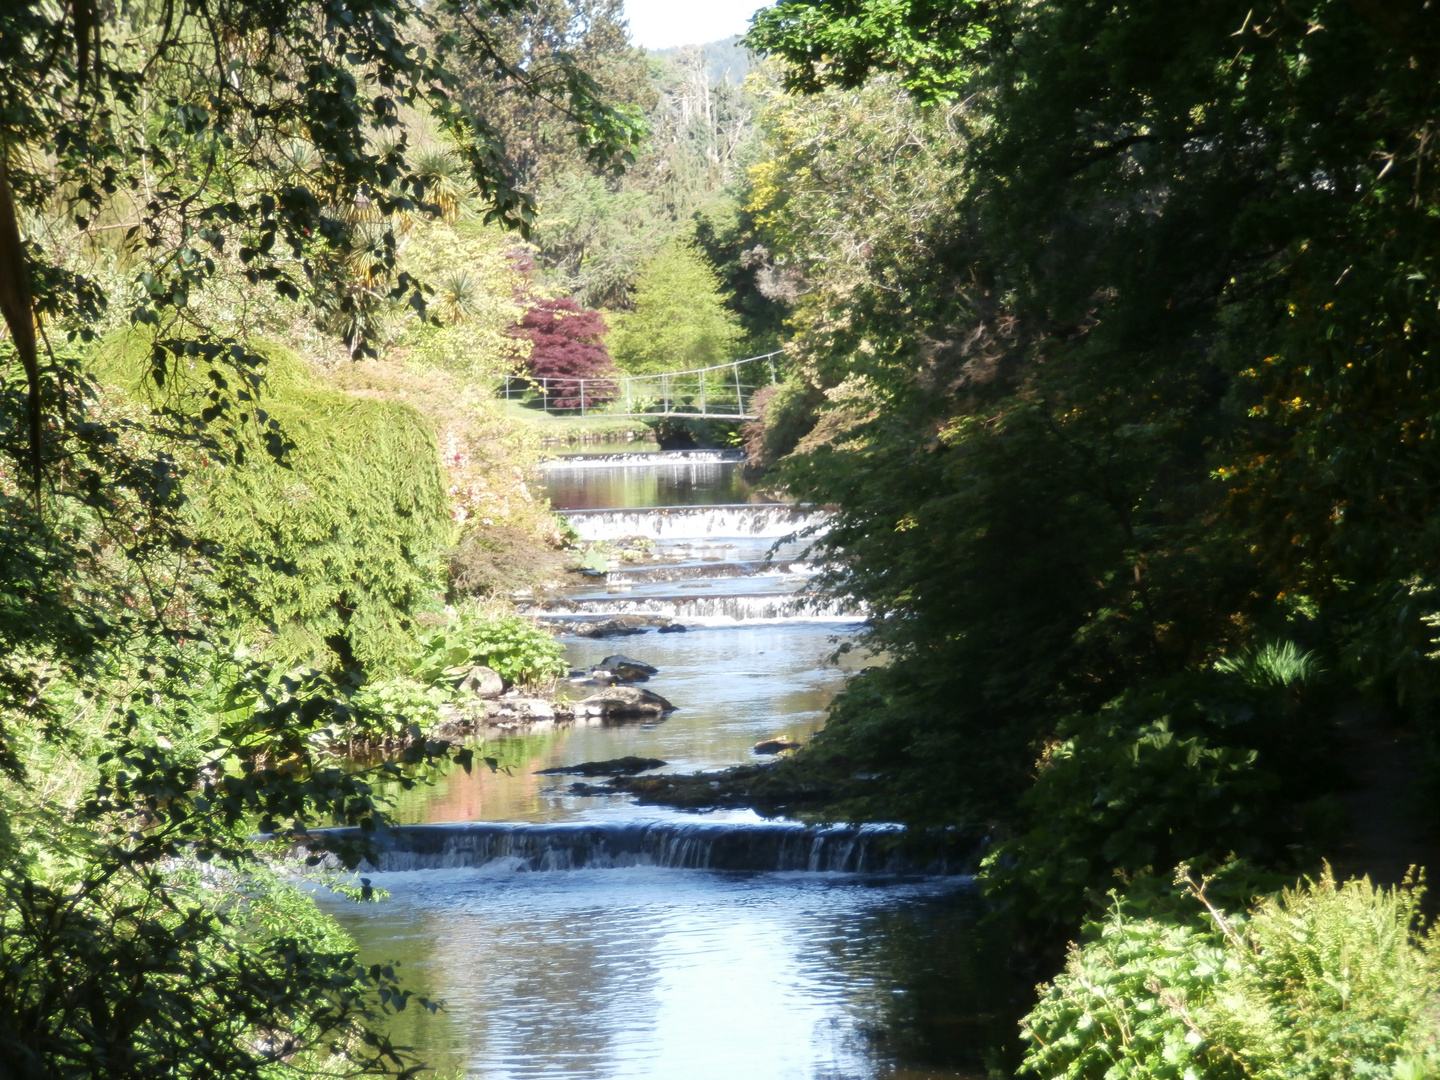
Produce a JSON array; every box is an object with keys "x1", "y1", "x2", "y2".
[
  {"x1": 602, "y1": 560, "x2": 818, "y2": 586},
  {"x1": 566, "y1": 503, "x2": 829, "y2": 541},
  {"x1": 535, "y1": 592, "x2": 861, "y2": 622},
  {"x1": 545, "y1": 449, "x2": 747, "y2": 469},
  {"x1": 303, "y1": 820, "x2": 967, "y2": 875}
]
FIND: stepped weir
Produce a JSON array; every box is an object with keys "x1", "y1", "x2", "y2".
[{"x1": 304, "y1": 820, "x2": 970, "y2": 875}]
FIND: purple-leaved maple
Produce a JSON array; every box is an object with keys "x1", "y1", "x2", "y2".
[{"x1": 516, "y1": 297, "x2": 617, "y2": 409}]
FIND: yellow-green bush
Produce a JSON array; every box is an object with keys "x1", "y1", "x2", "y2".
[
  {"x1": 90, "y1": 333, "x2": 453, "y2": 671},
  {"x1": 1022, "y1": 869, "x2": 1440, "y2": 1080}
]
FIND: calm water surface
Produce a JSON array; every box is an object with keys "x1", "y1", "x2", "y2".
[{"x1": 313, "y1": 450, "x2": 1023, "y2": 1079}]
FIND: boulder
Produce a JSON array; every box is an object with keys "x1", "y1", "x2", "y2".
[
  {"x1": 566, "y1": 781, "x2": 620, "y2": 797},
  {"x1": 536, "y1": 756, "x2": 667, "y2": 776},
  {"x1": 658, "y1": 623, "x2": 688, "y2": 633},
  {"x1": 592, "y1": 654, "x2": 658, "y2": 683},
  {"x1": 457, "y1": 665, "x2": 504, "y2": 699},
  {"x1": 568, "y1": 618, "x2": 652, "y2": 638},
  {"x1": 484, "y1": 698, "x2": 556, "y2": 722},
  {"x1": 753, "y1": 738, "x2": 802, "y2": 755},
  {"x1": 574, "y1": 685, "x2": 676, "y2": 718}
]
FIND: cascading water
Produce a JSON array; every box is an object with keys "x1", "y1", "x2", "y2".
[
  {"x1": 563, "y1": 503, "x2": 829, "y2": 541},
  {"x1": 307, "y1": 820, "x2": 965, "y2": 874},
  {"x1": 312, "y1": 442, "x2": 1020, "y2": 1080},
  {"x1": 542, "y1": 449, "x2": 747, "y2": 468}
]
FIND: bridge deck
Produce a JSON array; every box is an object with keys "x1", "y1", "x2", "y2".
[{"x1": 501, "y1": 351, "x2": 780, "y2": 421}]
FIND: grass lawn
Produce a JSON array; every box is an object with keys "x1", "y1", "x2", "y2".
[{"x1": 498, "y1": 398, "x2": 659, "y2": 444}]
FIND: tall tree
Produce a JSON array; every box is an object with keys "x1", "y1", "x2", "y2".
[
  {"x1": 440, "y1": 0, "x2": 656, "y2": 189},
  {"x1": 608, "y1": 240, "x2": 745, "y2": 373}
]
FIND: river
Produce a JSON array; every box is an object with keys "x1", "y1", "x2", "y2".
[{"x1": 314, "y1": 447, "x2": 1021, "y2": 1079}]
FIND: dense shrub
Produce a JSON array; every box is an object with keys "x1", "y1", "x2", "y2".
[
  {"x1": 1023, "y1": 870, "x2": 1440, "y2": 1080},
  {"x1": 90, "y1": 334, "x2": 453, "y2": 672},
  {"x1": 413, "y1": 606, "x2": 567, "y2": 689},
  {"x1": 980, "y1": 653, "x2": 1340, "y2": 934}
]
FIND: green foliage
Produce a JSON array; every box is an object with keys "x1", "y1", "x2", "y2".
[
  {"x1": 729, "y1": 0, "x2": 1440, "y2": 954},
  {"x1": 980, "y1": 689, "x2": 1277, "y2": 932},
  {"x1": 397, "y1": 217, "x2": 531, "y2": 378},
  {"x1": 0, "y1": 1, "x2": 644, "y2": 1074},
  {"x1": 748, "y1": 0, "x2": 987, "y2": 103},
  {"x1": 0, "y1": 0, "x2": 645, "y2": 451},
  {"x1": 92, "y1": 333, "x2": 454, "y2": 672},
  {"x1": 530, "y1": 42, "x2": 762, "y2": 309},
  {"x1": 1, "y1": 858, "x2": 425, "y2": 1080},
  {"x1": 608, "y1": 240, "x2": 745, "y2": 374},
  {"x1": 3, "y1": 645, "x2": 475, "y2": 1076},
  {"x1": 1215, "y1": 642, "x2": 1324, "y2": 691},
  {"x1": 437, "y1": 0, "x2": 654, "y2": 191},
  {"x1": 532, "y1": 172, "x2": 677, "y2": 310},
  {"x1": 413, "y1": 606, "x2": 567, "y2": 689},
  {"x1": 345, "y1": 675, "x2": 451, "y2": 750},
  {"x1": 1022, "y1": 870, "x2": 1440, "y2": 1080}
]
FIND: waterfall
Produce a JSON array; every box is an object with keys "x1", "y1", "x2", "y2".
[
  {"x1": 544, "y1": 449, "x2": 747, "y2": 469},
  {"x1": 565, "y1": 504, "x2": 828, "y2": 541},
  {"x1": 533, "y1": 592, "x2": 862, "y2": 622},
  {"x1": 603, "y1": 560, "x2": 814, "y2": 586},
  {"x1": 301, "y1": 820, "x2": 971, "y2": 875}
]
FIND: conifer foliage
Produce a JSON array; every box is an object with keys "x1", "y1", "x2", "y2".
[{"x1": 517, "y1": 297, "x2": 617, "y2": 409}]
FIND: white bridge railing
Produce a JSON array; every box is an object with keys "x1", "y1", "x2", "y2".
[{"x1": 500, "y1": 352, "x2": 783, "y2": 419}]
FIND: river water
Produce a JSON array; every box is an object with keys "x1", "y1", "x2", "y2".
[{"x1": 315, "y1": 447, "x2": 1021, "y2": 1079}]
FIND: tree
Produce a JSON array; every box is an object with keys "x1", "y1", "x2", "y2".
[
  {"x1": 0, "y1": 0, "x2": 641, "y2": 1073},
  {"x1": 517, "y1": 296, "x2": 617, "y2": 408},
  {"x1": 742, "y1": 0, "x2": 1440, "y2": 928},
  {"x1": 608, "y1": 240, "x2": 745, "y2": 373},
  {"x1": 439, "y1": 0, "x2": 657, "y2": 190}
]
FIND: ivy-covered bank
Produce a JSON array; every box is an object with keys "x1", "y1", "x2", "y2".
[{"x1": 92, "y1": 335, "x2": 455, "y2": 671}]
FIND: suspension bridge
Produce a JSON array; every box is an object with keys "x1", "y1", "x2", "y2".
[{"x1": 499, "y1": 352, "x2": 783, "y2": 420}]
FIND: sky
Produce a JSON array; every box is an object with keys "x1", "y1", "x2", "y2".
[{"x1": 622, "y1": 0, "x2": 770, "y2": 50}]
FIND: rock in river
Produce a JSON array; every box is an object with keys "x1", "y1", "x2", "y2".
[
  {"x1": 753, "y1": 738, "x2": 803, "y2": 755},
  {"x1": 593, "y1": 654, "x2": 659, "y2": 683},
  {"x1": 535, "y1": 756, "x2": 667, "y2": 776},
  {"x1": 574, "y1": 685, "x2": 676, "y2": 718}
]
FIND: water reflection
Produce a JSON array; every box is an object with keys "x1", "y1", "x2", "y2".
[
  {"x1": 317, "y1": 870, "x2": 1022, "y2": 1080},
  {"x1": 544, "y1": 461, "x2": 754, "y2": 510},
  {"x1": 379, "y1": 622, "x2": 867, "y2": 827}
]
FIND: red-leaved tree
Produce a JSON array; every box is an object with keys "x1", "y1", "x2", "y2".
[{"x1": 515, "y1": 298, "x2": 617, "y2": 410}]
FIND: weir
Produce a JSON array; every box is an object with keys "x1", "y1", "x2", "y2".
[
  {"x1": 306, "y1": 820, "x2": 968, "y2": 875},
  {"x1": 537, "y1": 592, "x2": 862, "y2": 622},
  {"x1": 565, "y1": 503, "x2": 828, "y2": 541},
  {"x1": 543, "y1": 449, "x2": 747, "y2": 469},
  {"x1": 602, "y1": 560, "x2": 812, "y2": 585}
]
